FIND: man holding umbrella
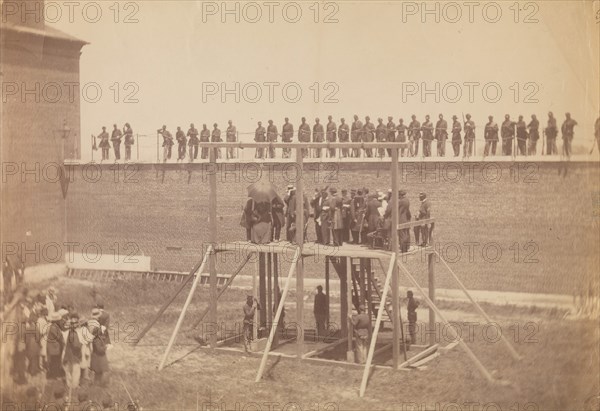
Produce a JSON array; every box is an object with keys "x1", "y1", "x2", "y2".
[{"x1": 246, "y1": 181, "x2": 277, "y2": 244}]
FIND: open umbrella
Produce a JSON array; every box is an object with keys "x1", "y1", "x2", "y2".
[{"x1": 247, "y1": 181, "x2": 279, "y2": 203}]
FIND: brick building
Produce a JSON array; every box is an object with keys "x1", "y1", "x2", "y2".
[{"x1": 1, "y1": 0, "x2": 87, "y2": 266}]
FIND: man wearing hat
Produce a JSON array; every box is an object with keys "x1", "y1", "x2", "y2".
[
  {"x1": 484, "y1": 115, "x2": 499, "y2": 157},
  {"x1": 516, "y1": 115, "x2": 529, "y2": 156},
  {"x1": 385, "y1": 190, "x2": 412, "y2": 252},
  {"x1": 267, "y1": 120, "x2": 278, "y2": 159},
  {"x1": 421, "y1": 115, "x2": 434, "y2": 157},
  {"x1": 416, "y1": 192, "x2": 433, "y2": 247},
  {"x1": 376, "y1": 118, "x2": 387, "y2": 158},
  {"x1": 46, "y1": 309, "x2": 68, "y2": 380},
  {"x1": 211, "y1": 123, "x2": 222, "y2": 159},
  {"x1": 320, "y1": 190, "x2": 333, "y2": 245},
  {"x1": 349, "y1": 304, "x2": 371, "y2": 364},
  {"x1": 463, "y1": 114, "x2": 476, "y2": 157},
  {"x1": 435, "y1": 114, "x2": 448, "y2": 157},
  {"x1": 451, "y1": 115, "x2": 462, "y2": 157},
  {"x1": 350, "y1": 115, "x2": 363, "y2": 157},
  {"x1": 396, "y1": 118, "x2": 409, "y2": 157},
  {"x1": 226, "y1": 120, "x2": 237, "y2": 159},
  {"x1": 329, "y1": 187, "x2": 344, "y2": 246},
  {"x1": 545, "y1": 111, "x2": 558, "y2": 155},
  {"x1": 313, "y1": 118, "x2": 325, "y2": 158},
  {"x1": 363, "y1": 116, "x2": 375, "y2": 158},
  {"x1": 501, "y1": 114, "x2": 515, "y2": 156},
  {"x1": 365, "y1": 193, "x2": 382, "y2": 246},
  {"x1": 254, "y1": 121, "x2": 266, "y2": 159},
  {"x1": 338, "y1": 118, "x2": 350, "y2": 158},
  {"x1": 326, "y1": 115, "x2": 337, "y2": 158},
  {"x1": 176, "y1": 126, "x2": 187, "y2": 162},
  {"x1": 350, "y1": 189, "x2": 367, "y2": 244},
  {"x1": 408, "y1": 115, "x2": 421, "y2": 157},
  {"x1": 341, "y1": 189, "x2": 352, "y2": 243},
  {"x1": 313, "y1": 285, "x2": 328, "y2": 340},
  {"x1": 527, "y1": 114, "x2": 540, "y2": 155},
  {"x1": 281, "y1": 117, "x2": 294, "y2": 158},
  {"x1": 298, "y1": 117, "x2": 311, "y2": 158},
  {"x1": 407, "y1": 290, "x2": 420, "y2": 344},
  {"x1": 561, "y1": 112, "x2": 578, "y2": 157},
  {"x1": 386, "y1": 116, "x2": 396, "y2": 157}
]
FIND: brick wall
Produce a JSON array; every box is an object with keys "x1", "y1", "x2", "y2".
[{"x1": 65, "y1": 161, "x2": 600, "y2": 295}]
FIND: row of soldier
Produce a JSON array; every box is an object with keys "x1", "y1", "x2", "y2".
[{"x1": 95, "y1": 112, "x2": 585, "y2": 163}]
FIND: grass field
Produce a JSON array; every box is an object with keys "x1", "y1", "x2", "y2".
[{"x1": 3, "y1": 276, "x2": 598, "y2": 411}]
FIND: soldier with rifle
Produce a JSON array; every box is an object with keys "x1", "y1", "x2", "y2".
[
  {"x1": 226, "y1": 120, "x2": 237, "y2": 159},
  {"x1": 435, "y1": 114, "x2": 448, "y2": 157},
  {"x1": 545, "y1": 112, "x2": 558, "y2": 155},
  {"x1": 338, "y1": 118, "x2": 350, "y2": 158},
  {"x1": 463, "y1": 114, "x2": 475, "y2": 157},
  {"x1": 157, "y1": 125, "x2": 174, "y2": 162},
  {"x1": 350, "y1": 115, "x2": 363, "y2": 157},
  {"x1": 484, "y1": 116, "x2": 499, "y2": 157},
  {"x1": 421, "y1": 115, "x2": 434, "y2": 157},
  {"x1": 527, "y1": 115, "x2": 540, "y2": 155},
  {"x1": 298, "y1": 117, "x2": 311, "y2": 158},
  {"x1": 451, "y1": 115, "x2": 462, "y2": 157},
  {"x1": 200, "y1": 124, "x2": 210, "y2": 159},
  {"x1": 326, "y1": 115, "x2": 337, "y2": 158},
  {"x1": 516, "y1": 115, "x2": 528, "y2": 156},
  {"x1": 408, "y1": 115, "x2": 421, "y2": 157},
  {"x1": 501, "y1": 114, "x2": 515, "y2": 156},
  {"x1": 281, "y1": 118, "x2": 294, "y2": 159}
]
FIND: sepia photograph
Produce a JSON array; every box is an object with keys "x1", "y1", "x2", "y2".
[{"x1": 1, "y1": 1, "x2": 599, "y2": 409}]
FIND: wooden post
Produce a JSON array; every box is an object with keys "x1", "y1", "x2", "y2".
[
  {"x1": 273, "y1": 253, "x2": 280, "y2": 347},
  {"x1": 340, "y1": 257, "x2": 348, "y2": 338},
  {"x1": 366, "y1": 266, "x2": 373, "y2": 340},
  {"x1": 346, "y1": 256, "x2": 353, "y2": 362},
  {"x1": 209, "y1": 147, "x2": 218, "y2": 349},
  {"x1": 158, "y1": 246, "x2": 213, "y2": 371},
  {"x1": 255, "y1": 248, "x2": 300, "y2": 382},
  {"x1": 391, "y1": 146, "x2": 400, "y2": 369},
  {"x1": 267, "y1": 253, "x2": 273, "y2": 329},
  {"x1": 428, "y1": 252, "x2": 435, "y2": 347},
  {"x1": 253, "y1": 255, "x2": 258, "y2": 341},
  {"x1": 397, "y1": 261, "x2": 495, "y2": 383},
  {"x1": 325, "y1": 257, "x2": 330, "y2": 328},
  {"x1": 259, "y1": 253, "x2": 267, "y2": 330},
  {"x1": 359, "y1": 253, "x2": 396, "y2": 397},
  {"x1": 295, "y1": 147, "x2": 305, "y2": 359}
]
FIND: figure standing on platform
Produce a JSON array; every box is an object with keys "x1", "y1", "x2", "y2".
[
  {"x1": 320, "y1": 190, "x2": 332, "y2": 245},
  {"x1": 397, "y1": 119, "x2": 408, "y2": 157},
  {"x1": 365, "y1": 193, "x2": 382, "y2": 243},
  {"x1": 376, "y1": 118, "x2": 387, "y2": 157},
  {"x1": 311, "y1": 189, "x2": 326, "y2": 244},
  {"x1": 176, "y1": 126, "x2": 187, "y2": 162},
  {"x1": 226, "y1": 120, "x2": 237, "y2": 159},
  {"x1": 243, "y1": 296, "x2": 260, "y2": 353},
  {"x1": 516, "y1": 115, "x2": 528, "y2": 156},
  {"x1": 271, "y1": 195, "x2": 285, "y2": 242},
  {"x1": 463, "y1": 114, "x2": 475, "y2": 158},
  {"x1": 330, "y1": 187, "x2": 344, "y2": 246},
  {"x1": 281, "y1": 118, "x2": 293, "y2": 159},
  {"x1": 314, "y1": 285, "x2": 328, "y2": 341},
  {"x1": 385, "y1": 190, "x2": 411, "y2": 252},
  {"x1": 211, "y1": 123, "x2": 222, "y2": 159},
  {"x1": 187, "y1": 123, "x2": 199, "y2": 161},
  {"x1": 298, "y1": 117, "x2": 311, "y2": 158},
  {"x1": 386, "y1": 116, "x2": 396, "y2": 157},
  {"x1": 435, "y1": 114, "x2": 448, "y2": 157},
  {"x1": 97, "y1": 127, "x2": 110, "y2": 161},
  {"x1": 341, "y1": 188, "x2": 352, "y2": 243},
  {"x1": 416, "y1": 192, "x2": 433, "y2": 247},
  {"x1": 313, "y1": 118, "x2": 325, "y2": 158},
  {"x1": 326, "y1": 115, "x2": 337, "y2": 158},
  {"x1": 501, "y1": 114, "x2": 515, "y2": 156},
  {"x1": 350, "y1": 115, "x2": 363, "y2": 157},
  {"x1": 527, "y1": 115, "x2": 540, "y2": 155},
  {"x1": 561, "y1": 113, "x2": 578, "y2": 158},
  {"x1": 338, "y1": 118, "x2": 350, "y2": 158},
  {"x1": 409, "y1": 115, "x2": 421, "y2": 157},
  {"x1": 251, "y1": 200, "x2": 272, "y2": 244},
  {"x1": 350, "y1": 189, "x2": 367, "y2": 244},
  {"x1": 267, "y1": 120, "x2": 278, "y2": 159},
  {"x1": 363, "y1": 116, "x2": 375, "y2": 158},
  {"x1": 254, "y1": 121, "x2": 266, "y2": 159},
  {"x1": 406, "y1": 290, "x2": 419, "y2": 344},
  {"x1": 350, "y1": 304, "x2": 371, "y2": 364},
  {"x1": 111, "y1": 124, "x2": 122, "y2": 161},
  {"x1": 545, "y1": 112, "x2": 558, "y2": 155},
  {"x1": 484, "y1": 116, "x2": 499, "y2": 157},
  {"x1": 421, "y1": 115, "x2": 434, "y2": 157},
  {"x1": 451, "y1": 115, "x2": 462, "y2": 157},
  {"x1": 157, "y1": 125, "x2": 173, "y2": 162},
  {"x1": 123, "y1": 123, "x2": 134, "y2": 162},
  {"x1": 200, "y1": 124, "x2": 210, "y2": 160}
]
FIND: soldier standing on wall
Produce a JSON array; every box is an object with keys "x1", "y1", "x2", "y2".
[
  {"x1": 123, "y1": 123, "x2": 134, "y2": 162},
  {"x1": 451, "y1": 115, "x2": 462, "y2": 157},
  {"x1": 561, "y1": 112, "x2": 578, "y2": 158},
  {"x1": 363, "y1": 116, "x2": 375, "y2": 158},
  {"x1": 516, "y1": 115, "x2": 529, "y2": 156},
  {"x1": 350, "y1": 115, "x2": 363, "y2": 158},
  {"x1": 527, "y1": 115, "x2": 540, "y2": 155},
  {"x1": 111, "y1": 124, "x2": 122, "y2": 161},
  {"x1": 254, "y1": 121, "x2": 266, "y2": 159},
  {"x1": 97, "y1": 127, "x2": 110, "y2": 161},
  {"x1": 463, "y1": 114, "x2": 475, "y2": 158},
  {"x1": 267, "y1": 120, "x2": 278, "y2": 159},
  {"x1": 226, "y1": 120, "x2": 237, "y2": 160},
  {"x1": 421, "y1": 115, "x2": 434, "y2": 157},
  {"x1": 484, "y1": 115, "x2": 499, "y2": 157},
  {"x1": 338, "y1": 118, "x2": 350, "y2": 158},
  {"x1": 211, "y1": 123, "x2": 222, "y2": 159},
  {"x1": 435, "y1": 114, "x2": 448, "y2": 157},
  {"x1": 187, "y1": 123, "x2": 199, "y2": 162},
  {"x1": 545, "y1": 112, "x2": 558, "y2": 155},
  {"x1": 501, "y1": 114, "x2": 515, "y2": 156},
  {"x1": 157, "y1": 125, "x2": 173, "y2": 162},
  {"x1": 397, "y1": 118, "x2": 409, "y2": 157},
  {"x1": 298, "y1": 117, "x2": 311, "y2": 158},
  {"x1": 375, "y1": 118, "x2": 387, "y2": 158},
  {"x1": 326, "y1": 115, "x2": 337, "y2": 158},
  {"x1": 200, "y1": 124, "x2": 210, "y2": 160},
  {"x1": 281, "y1": 118, "x2": 294, "y2": 159},
  {"x1": 176, "y1": 126, "x2": 186, "y2": 162},
  {"x1": 408, "y1": 115, "x2": 421, "y2": 157}
]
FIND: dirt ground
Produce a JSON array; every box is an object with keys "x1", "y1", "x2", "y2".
[{"x1": 2, "y1": 276, "x2": 599, "y2": 411}]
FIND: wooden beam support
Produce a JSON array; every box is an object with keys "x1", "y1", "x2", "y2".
[
  {"x1": 346, "y1": 257, "x2": 353, "y2": 362},
  {"x1": 428, "y1": 252, "x2": 435, "y2": 347},
  {"x1": 295, "y1": 147, "x2": 305, "y2": 359},
  {"x1": 255, "y1": 248, "x2": 300, "y2": 382},
  {"x1": 398, "y1": 344, "x2": 439, "y2": 369},
  {"x1": 302, "y1": 338, "x2": 348, "y2": 359},
  {"x1": 391, "y1": 146, "x2": 400, "y2": 369},
  {"x1": 158, "y1": 246, "x2": 213, "y2": 371},
  {"x1": 209, "y1": 147, "x2": 218, "y2": 349}
]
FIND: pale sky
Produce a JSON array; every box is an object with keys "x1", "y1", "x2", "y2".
[{"x1": 47, "y1": 0, "x2": 600, "y2": 159}]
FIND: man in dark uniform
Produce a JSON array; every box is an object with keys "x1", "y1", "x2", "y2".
[
  {"x1": 254, "y1": 121, "x2": 266, "y2": 159},
  {"x1": 363, "y1": 116, "x2": 375, "y2": 158},
  {"x1": 338, "y1": 118, "x2": 350, "y2": 158},
  {"x1": 187, "y1": 123, "x2": 199, "y2": 161},
  {"x1": 545, "y1": 112, "x2": 558, "y2": 155},
  {"x1": 123, "y1": 123, "x2": 134, "y2": 161},
  {"x1": 267, "y1": 120, "x2": 278, "y2": 159},
  {"x1": 561, "y1": 112, "x2": 578, "y2": 158},
  {"x1": 226, "y1": 120, "x2": 237, "y2": 159},
  {"x1": 484, "y1": 115, "x2": 499, "y2": 157},
  {"x1": 501, "y1": 114, "x2": 515, "y2": 156},
  {"x1": 326, "y1": 116, "x2": 337, "y2": 158},
  {"x1": 176, "y1": 126, "x2": 186, "y2": 162},
  {"x1": 386, "y1": 116, "x2": 396, "y2": 157},
  {"x1": 408, "y1": 115, "x2": 421, "y2": 157},
  {"x1": 313, "y1": 118, "x2": 325, "y2": 158},
  {"x1": 463, "y1": 114, "x2": 475, "y2": 158},
  {"x1": 157, "y1": 125, "x2": 174, "y2": 162},
  {"x1": 200, "y1": 124, "x2": 210, "y2": 159},
  {"x1": 310, "y1": 189, "x2": 325, "y2": 244},
  {"x1": 281, "y1": 118, "x2": 293, "y2": 159},
  {"x1": 350, "y1": 189, "x2": 366, "y2": 244},
  {"x1": 421, "y1": 115, "x2": 434, "y2": 157},
  {"x1": 375, "y1": 118, "x2": 387, "y2": 158},
  {"x1": 451, "y1": 115, "x2": 462, "y2": 157},
  {"x1": 527, "y1": 115, "x2": 540, "y2": 155},
  {"x1": 111, "y1": 124, "x2": 122, "y2": 161},
  {"x1": 397, "y1": 118, "x2": 408, "y2": 157},
  {"x1": 329, "y1": 187, "x2": 344, "y2": 246},
  {"x1": 516, "y1": 115, "x2": 528, "y2": 156},
  {"x1": 406, "y1": 290, "x2": 419, "y2": 344},
  {"x1": 417, "y1": 192, "x2": 432, "y2": 247},
  {"x1": 341, "y1": 188, "x2": 352, "y2": 243},
  {"x1": 350, "y1": 115, "x2": 363, "y2": 157},
  {"x1": 271, "y1": 195, "x2": 285, "y2": 242},
  {"x1": 435, "y1": 114, "x2": 448, "y2": 157},
  {"x1": 314, "y1": 285, "x2": 328, "y2": 340},
  {"x1": 320, "y1": 190, "x2": 331, "y2": 245},
  {"x1": 364, "y1": 193, "x2": 381, "y2": 245},
  {"x1": 96, "y1": 126, "x2": 110, "y2": 161},
  {"x1": 384, "y1": 190, "x2": 411, "y2": 252},
  {"x1": 298, "y1": 117, "x2": 311, "y2": 158},
  {"x1": 211, "y1": 123, "x2": 222, "y2": 159}
]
